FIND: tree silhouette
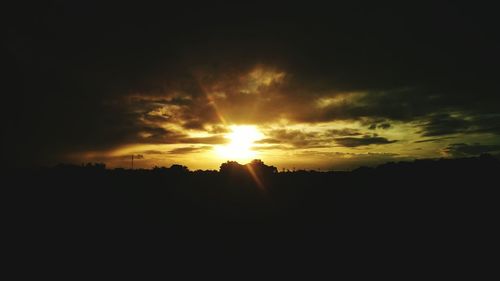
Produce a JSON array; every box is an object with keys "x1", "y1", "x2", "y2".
[
  {"x1": 169, "y1": 164, "x2": 189, "y2": 173},
  {"x1": 219, "y1": 161, "x2": 245, "y2": 174},
  {"x1": 246, "y1": 159, "x2": 278, "y2": 175},
  {"x1": 8, "y1": 154, "x2": 499, "y2": 264}
]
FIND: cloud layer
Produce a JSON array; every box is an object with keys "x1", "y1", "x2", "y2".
[{"x1": 4, "y1": 2, "x2": 500, "y2": 168}]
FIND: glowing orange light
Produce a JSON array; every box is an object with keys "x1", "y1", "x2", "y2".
[{"x1": 215, "y1": 125, "x2": 263, "y2": 161}]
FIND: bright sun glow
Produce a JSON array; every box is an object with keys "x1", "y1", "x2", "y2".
[{"x1": 216, "y1": 125, "x2": 263, "y2": 161}]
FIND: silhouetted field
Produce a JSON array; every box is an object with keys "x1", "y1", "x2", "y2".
[{"x1": 5, "y1": 155, "x2": 500, "y2": 271}]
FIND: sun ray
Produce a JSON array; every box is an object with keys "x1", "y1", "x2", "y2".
[
  {"x1": 196, "y1": 76, "x2": 228, "y2": 125},
  {"x1": 245, "y1": 164, "x2": 266, "y2": 191}
]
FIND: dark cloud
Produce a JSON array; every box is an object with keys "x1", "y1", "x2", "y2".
[
  {"x1": 257, "y1": 128, "x2": 375, "y2": 149},
  {"x1": 255, "y1": 138, "x2": 283, "y2": 144},
  {"x1": 264, "y1": 129, "x2": 324, "y2": 148},
  {"x1": 443, "y1": 143, "x2": 500, "y2": 157},
  {"x1": 419, "y1": 113, "x2": 500, "y2": 137},
  {"x1": 168, "y1": 146, "x2": 213, "y2": 155},
  {"x1": 206, "y1": 125, "x2": 231, "y2": 134},
  {"x1": 137, "y1": 127, "x2": 187, "y2": 144},
  {"x1": 420, "y1": 114, "x2": 471, "y2": 137},
  {"x1": 4, "y1": 2, "x2": 500, "y2": 167},
  {"x1": 179, "y1": 136, "x2": 228, "y2": 145},
  {"x1": 252, "y1": 145, "x2": 292, "y2": 151},
  {"x1": 334, "y1": 136, "x2": 397, "y2": 147},
  {"x1": 326, "y1": 128, "x2": 362, "y2": 137},
  {"x1": 306, "y1": 90, "x2": 450, "y2": 123},
  {"x1": 127, "y1": 129, "x2": 227, "y2": 146},
  {"x1": 414, "y1": 137, "x2": 454, "y2": 143},
  {"x1": 469, "y1": 114, "x2": 500, "y2": 135},
  {"x1": 293, "y1": 151, "x2": 405, "y2": 170},
  {"x1": 378, "y1": 123, "x2": 391, "y2": 130},
  {"x1": 142, "y1": 150, "x2": 165, "y2": 155}
]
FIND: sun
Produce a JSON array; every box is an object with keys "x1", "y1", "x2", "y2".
[{"x1": 216, "y1": 125, "x2": 263, "y2": 161}]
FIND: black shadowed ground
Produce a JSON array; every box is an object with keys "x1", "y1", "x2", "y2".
[{"x1": 4, "y1": 156, "x2": 500, "y2": 272}]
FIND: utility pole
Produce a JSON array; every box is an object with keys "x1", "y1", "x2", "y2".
[{"x1": 131, "y1": 154, "x2": 134, "y2": 170}]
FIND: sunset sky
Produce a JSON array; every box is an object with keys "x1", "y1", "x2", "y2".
[{"x1": 5, "y1": 1, "x2": 500, "y2": 170}]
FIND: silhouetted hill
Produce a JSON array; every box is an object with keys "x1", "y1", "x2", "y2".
[{"x1": 4, "y1": 155, "x2": 500, "y2": 272}]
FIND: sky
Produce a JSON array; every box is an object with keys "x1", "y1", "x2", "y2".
[{"x1": 4, "y1": 1, "x2": 500, "y2": 170}]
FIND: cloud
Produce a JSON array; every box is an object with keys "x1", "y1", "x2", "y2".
[
  {"x1": 142, "y1": 150, "x2": 166, "y2": 155},
  {"x1": 293, "y1": 151, "x2": 405, "y2": 170},
  {"x1": 251, "y1": 144, "x2": 292, "y2": 151},
  {"x1": 334, "y1": 136, "x2": 397, "y2": 147},
  {"x1": 443, "y1": 143, "x2": 500, "y2": 157},
  {"x1": 258, "y1": 127, "x2": 388, "y2": 149},
  {"x1": 325, "y1": 128, "x2": 362, "y2": 136},
  {"x1": 4, "y1": 2, "x2": 500, "y2": 168},
  {"x1": 179, "y1": 136, "x2": 228, "y2": 145},
  {"x1": 414, "y1": 137, "x2": 454, "y2": 143},
  {"x1": 418, "y1": 114, "x2": 500, "y2": 137},
  {"x1": 168, "y1": 146, "x2": 213, "y2": 155},
  {"x1": 263, "y1": 129, "x2": 323, "y2": 148},
  {"x1": 137, "y1": 127, "x2": 187, "y2": 144},
  {"x1": 378, "y1": 123, "x2": 391, "y2": 130},
  {"x1": 255, "y1": 138, "x2": 283, "y2": 144},
  {"x1": 420, "y1": 114, "x2": 471, "y2": 137},
  {"x1": 469, "y1": 114, "x2": 500, "y2": 135},
  {"x1": 136, "y1": 130, "x2": 228, "y2": 146}
]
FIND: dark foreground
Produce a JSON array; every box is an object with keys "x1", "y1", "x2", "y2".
[{"x1": 5, "y1": 155, "x2": 500, "y2": 274}]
